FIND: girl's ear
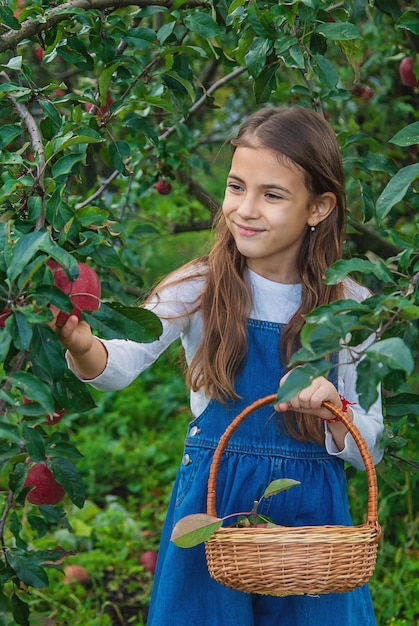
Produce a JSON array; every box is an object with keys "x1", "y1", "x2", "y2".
[{"x1": 308, "y1": 192, "x2": 337, "y2": 227}]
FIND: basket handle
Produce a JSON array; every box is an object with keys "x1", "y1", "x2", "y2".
[{"x1": 206, "y1": 394, "x2": 379, "y2": 529}]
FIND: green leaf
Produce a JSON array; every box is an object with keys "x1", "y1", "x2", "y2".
[
  {"x1": 396, "y1": 10, "x2": 419, "y2": 35},
  {"x1": 0, "y1": 330, "x2": 12, "y2": 363},
  {"x1": 263, "y1": 478, "x2": 301, "y2": 499},
  {"x1": 10, "y1": 593, "x2": 30, "y2": 626},
  {"x1": 9, "y1": 511, "x2": 26, "y2": 549},
  {"x1": 376, "y1": 163, "x2": 419, "y2": 222},
  {"x1": 355, "y1": 358, "x2": 382, "y2": 411},
  {"x1": 366, "y1": 338, "x2": 414, "y2": 374},
  {"x1": 6, "y1": 553, "x2": 49, "y2": 589},
  {"x1": 7, "y1": 232, "x2": 50, "y2": 282},
  {"x1": 0, "y1": 7, "x2": 21, "y2": 31},
  {"x1": 28, "y1": 324, "x2": 68, "y2": 383},
  {"x1": 314, "y1": 22, "x2": 360, "y2": 41},
  {"x1": 389, "y1": 122, "x2": 419, "y2": 147},
  {"x1": 276, "y1": 362, "x2": 333, "y2": 403},
  {"x1": 108, "y1": 140, "x2": 131, "y2": 174},
  {"x1": 3, "y1": 56, "x2": 23, "y2": 71},
  {"x1": 99, "y1": 63, "x2": 120, "y2": 105},
  {"x1": 45, "y1": 441, "x2": 84, "y2": 459},
  {"x1": 7, "y1": 372, "x2": 54, "y2": 415},
  {"x1": 51, "y1": 152, "x2": 86, "y2": 178},
  {"x1": 49, "y1": 128, "x2": 103, "y2": 157},
  {"x1": 15, "y1": 311, "x2": 33, "y2": 351},
  {"x1": 27, "y1": 515, "x2": 48, "y2": 538},
  {"x1": 0, "y1": 124, "x2": 23, "y2": 149},
  {"x1": 313, "y1": 54, "x2": 339, "y2": 89},
  {"x1": 384, "y1": 393, "x2": 419, "y2": 417},
  {"x1": 85, "y1": 302, "x2": 162, "y2": 342},
  {"x1": 124, "y1": 26, "x2": 158, "y2": 49},
  {"x1": 0, "y1": 423, "x2": 21, "y2": 445},
  {"x1": 254, "y1": 65, "x2": 277, "y2": 103},
  {"x1": 49, "y1": 457, "x2": 85, "y2": 508},
  {"x1": 324, "y1": 258, "x2": 394, "y2": 284},
  {"x1": 245, "y1": 37, "x2": 271, "y2": 77},
  {"x1": 184, "y1": 12, "x2": 220, "y2": 38},
  {"x1": 170, "y1": 514, "x2": 222, "y2": 548},
  {"x1": 21, "y1": 426, "x2": 46, "y2": 463},
  {"x1": 38, "y1": 504, "x2": 70, "y2": 527},
  {"x1": 51, "y1": 371, "x2": 96, "y2": 413}
]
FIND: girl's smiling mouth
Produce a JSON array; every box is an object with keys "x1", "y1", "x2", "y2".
[{"x1": 234, "y1": 223, "x2": 265, "y2": 236}]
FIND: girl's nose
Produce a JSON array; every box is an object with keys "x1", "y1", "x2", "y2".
[{"x1": 236, "y1": 193, "x2": 260, "y2": 219}]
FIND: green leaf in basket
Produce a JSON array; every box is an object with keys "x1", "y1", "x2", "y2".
[
  {"x1": 263, "y1": 478, "x2": 301, "y2": 499},
  {"x1": 170, "y1": 513, "x2": 222, "y2": 548}
]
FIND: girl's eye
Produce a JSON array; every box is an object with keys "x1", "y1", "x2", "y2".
[
  {"x1": 265, "y1": 192, "x2": 282, "y2": 200},
  {"x1": 227, "y1": 182, "x2": 243, "y2": 192}
]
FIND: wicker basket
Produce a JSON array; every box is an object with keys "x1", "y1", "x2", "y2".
[{"x1": 205, "y1": 394, "x2": 381, "y2": 596}]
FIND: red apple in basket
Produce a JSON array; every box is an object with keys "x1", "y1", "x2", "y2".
[{"x1": 47, "y1": 260, "x2": 101, "y2": 327}]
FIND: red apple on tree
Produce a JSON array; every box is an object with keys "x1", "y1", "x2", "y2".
[
  {"x1": 85, "y1": 93, "x2": 114, "y2": 117},
  {"x1": 155, "y1": 180, "x2": 172, "y2": 195},
  {"x1": 0, "y1": 306, "x2": 11, "y2": 327},
  {"x1": 399, "y1": 56, "x2": 419, "y2": 87},
  {"x1": 22, "y1": 396, "x2": 66, "y2": 425},
  {"x1": 23, "y1": 462, "x2": 65, "y2": 505},
  {"x1": 47, "y1": 259, "x2": 101, "y2": 327},
  {"x1": 34, "y1": 47, "x2": 44, "y2": 62},
  {"x1": 43, "y1": 408, "x2": 67, "y2": 425}
]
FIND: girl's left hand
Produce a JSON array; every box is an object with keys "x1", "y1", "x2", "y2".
[{"x1": 274, "y1": 372, "x2": 343, "y2": 422}]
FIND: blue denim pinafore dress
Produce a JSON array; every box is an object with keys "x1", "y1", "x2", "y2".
[{"x1": 147, "y1": 320, "x2": 376, "y2": 625}]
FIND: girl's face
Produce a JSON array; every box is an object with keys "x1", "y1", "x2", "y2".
[{"x1": 222, "y1": 145, "x2": 335, "y2": 283}]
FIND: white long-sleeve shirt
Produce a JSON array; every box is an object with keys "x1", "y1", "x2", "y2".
[{"x1": 68, "y1": 266, "x2": 384, "y2": 470}]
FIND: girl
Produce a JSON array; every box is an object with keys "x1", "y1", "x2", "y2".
[{"x1": 58, "y1": 106, "x2": 384, "y2": 625}]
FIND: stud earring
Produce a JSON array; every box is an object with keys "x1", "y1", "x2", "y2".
[{"x1": 310, "y1": 224, "x2": 316, "y2": 232}]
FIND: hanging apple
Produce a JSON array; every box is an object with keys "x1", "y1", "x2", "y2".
[
  {"x1": 47, "y1": 260, "x2": 101, "y2": 327},
  {"x1": 22, "y1": 396, "x2": 66, "y2": 425},
  {"x1": 155, "y1": 180, "x2": 172, "y2": 195},
  {"x1": 43, "y1": 408, "x2": 67, "y2": 425},
  {"x1": 399, "y1": 56, "x2": 419, "y2": 87},
  {"x1": 23, "y1": 462, "x2": 65, "y2": 505},
  {"x1": 0, "y1": 306, "x2": 11, "y2": 327}
]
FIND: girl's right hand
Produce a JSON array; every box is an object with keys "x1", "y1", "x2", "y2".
[
  {"x1": 50, "y1": 306, "x2": 94, "y2": 356},
  {"x1": 51, "y1": 307, "x2": 108, "y2": 380}
]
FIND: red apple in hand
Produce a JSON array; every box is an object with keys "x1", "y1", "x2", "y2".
[
  {"x1": 155, "y1": 180, "x2": 172, "y2": 195},
  {"x1": 24, "y1": 462, "x2": 65, "y2": 505},
  {"x1": 48, "y1": 260, "x2": 101, "y2": 327},
  {"x1": 399, "y1": 56, "x2": 419, "y2": 87}
]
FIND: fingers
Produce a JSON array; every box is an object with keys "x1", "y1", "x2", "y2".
[{"x1": 275, "y1": 374, "x2": 341, "y2": 419}]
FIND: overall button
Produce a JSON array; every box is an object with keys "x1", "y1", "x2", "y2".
[
  {"x1": 182, "y1": 453, "x2": 192, "y2": 466},
  {"x1": 189, "y1": 426, "x2": 201, "y2": 437}
]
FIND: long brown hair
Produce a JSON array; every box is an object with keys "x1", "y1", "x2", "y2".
[{"x1": 148, "y1": 106, "x2": 346, "y2": 443}]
